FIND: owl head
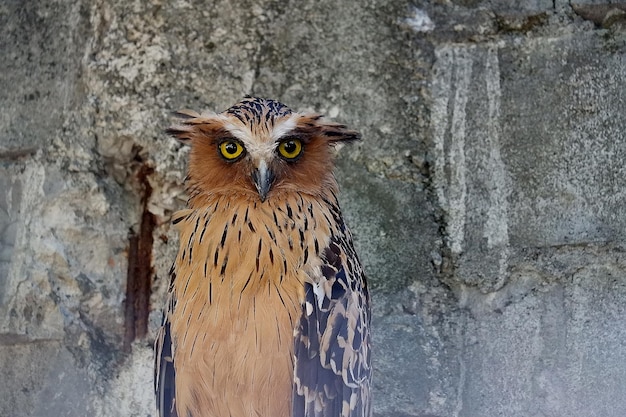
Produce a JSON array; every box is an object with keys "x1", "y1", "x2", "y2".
[{"x1": 167, "y1": 97, "x2": 360, "y2": 203}]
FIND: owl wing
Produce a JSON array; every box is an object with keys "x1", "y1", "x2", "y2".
[
  {"x1": 293, "y1": 229, "x2": 372, "y2": 417},
  {"x1": 155, "y1": 286, "x2": 178, "y2": 417}
]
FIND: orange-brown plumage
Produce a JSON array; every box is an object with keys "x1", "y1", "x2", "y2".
[{"x1": 155, "y1": 97, "x2": 370, "y2": 417}]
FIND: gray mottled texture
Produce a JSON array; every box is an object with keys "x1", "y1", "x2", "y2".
[{"x1": 1, "y1": 1, "x2": 625, "y2": 416}]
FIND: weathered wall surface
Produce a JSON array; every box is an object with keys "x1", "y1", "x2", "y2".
[{"x1": 1, "y1": 0, "x2": 625, "y2": 416}]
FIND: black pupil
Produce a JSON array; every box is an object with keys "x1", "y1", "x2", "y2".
[
  {"x1": 284, "y1": 141, "x2": 297, "y2": 154},
  {"x1": 225, "y1": 142, "x2": 238, "y2": 154}
]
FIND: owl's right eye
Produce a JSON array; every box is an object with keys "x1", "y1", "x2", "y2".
[{"x1": 218, "y1": 140, "x2": 245, "y2": 161}]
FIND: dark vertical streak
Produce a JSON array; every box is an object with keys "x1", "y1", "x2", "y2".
[
  {"x1": 299, "y1": 229, "x2": 305, "y2": 248},
  {"x1": 193, "y1": 216, "x2": 200, "y2": 235},
  {"x1": 220, "y1": 225, "x2": 229, "y2": 248},
  {"x1": 265, "y1": 225, "x2": 276, "y2": 243},
  {"x1": 199, "y1": 215, "x2": 210, "y2": 243},
  {"x1": 220, "y1": 255, "x2": 229, "y2": 276},
  {"x1": 241, "y1": 271, "x2": 254, "y2": 293},
  {"x1": 124, "y1": 164, "x2": 155, "y2": 352},
  {"x1": 123, "y1": 233, "x2": 139, "y2": 351},
  {"x1": 256, "y1": 239, "x2": 262, "y2": 272}
]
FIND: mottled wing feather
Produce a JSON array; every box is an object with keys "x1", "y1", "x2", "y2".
[
  {"x1": 155, "y1": 277, "x2": 178, "y2": 417},
  {"x1": 293, "y1": 228, "x2": 371, "y2": 417}
]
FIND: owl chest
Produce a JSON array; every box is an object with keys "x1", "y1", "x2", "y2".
[
  {"x1": 170, "y1": 208, "x2": 320, "y2": 416},
  {"x1": 170, "y1": 274, "x2": 302, "y2": 417}
]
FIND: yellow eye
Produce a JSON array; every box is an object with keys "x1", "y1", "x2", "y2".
[
  {"x1": 277, "y1": 138, "x2": 303, "y2": 160},
  {"x1": 219, "y1": 140, "x2": 245, "y2": 161}
]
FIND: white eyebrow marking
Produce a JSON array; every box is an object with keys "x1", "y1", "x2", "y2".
[
  {"x1": 271, "y1": 114, "x2": 299, "y2": 142},
  {"x1": 219, "y1": 113, "x2": 300, "y2": 162},
  {"x1": 219, "y1": 115, "x2": 253, "y2": 144}
]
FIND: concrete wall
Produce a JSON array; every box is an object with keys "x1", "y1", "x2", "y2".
[{"x1": 1, "y1": 1, "x2": 625, "y2": 416}]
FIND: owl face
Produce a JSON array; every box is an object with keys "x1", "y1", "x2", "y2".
[{"x1": 167, "y1": 97, "x2": 360, "y2": 202}]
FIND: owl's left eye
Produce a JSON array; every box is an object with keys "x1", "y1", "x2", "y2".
[
  {"x1": 277, "y1": 138, "x2": 303, "y2": 160},
  {"x1": 219, "y1": 140, "x2": 245, "y2": 161}
]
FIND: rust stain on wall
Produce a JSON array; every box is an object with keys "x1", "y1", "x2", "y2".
[{"x1": 124, "y1": 162, "x2": 155, "y2": 351}]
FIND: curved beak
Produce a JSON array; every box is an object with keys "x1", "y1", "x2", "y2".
[{"x1": 252, "y1": 160, "x2": 275, "y2": 202}]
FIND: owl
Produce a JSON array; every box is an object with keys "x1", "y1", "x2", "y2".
[{"x1": 155, "y1": 96, "x2": 371, "y2": 417}]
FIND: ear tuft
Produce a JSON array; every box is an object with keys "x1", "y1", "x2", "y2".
[
  {"x1": 165, "y1": 124, "x2": 194, "y2": 143},
  {"x1": 172, "y1": 109, "x2": 201, "y2": 119},
  {"x1": 166, "y1": 110, "x2": 219, "y2": 144},
  {"x1": 297, "y1": 114, "x2": 361, "y2": 143},
  {"x1": 319, "y1": 123, "x2": 361, "y2": 143}
]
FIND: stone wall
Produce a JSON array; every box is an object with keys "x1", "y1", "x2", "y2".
[{"x1": 1, "y1": 1, "x2": 625, "y2": 416}]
